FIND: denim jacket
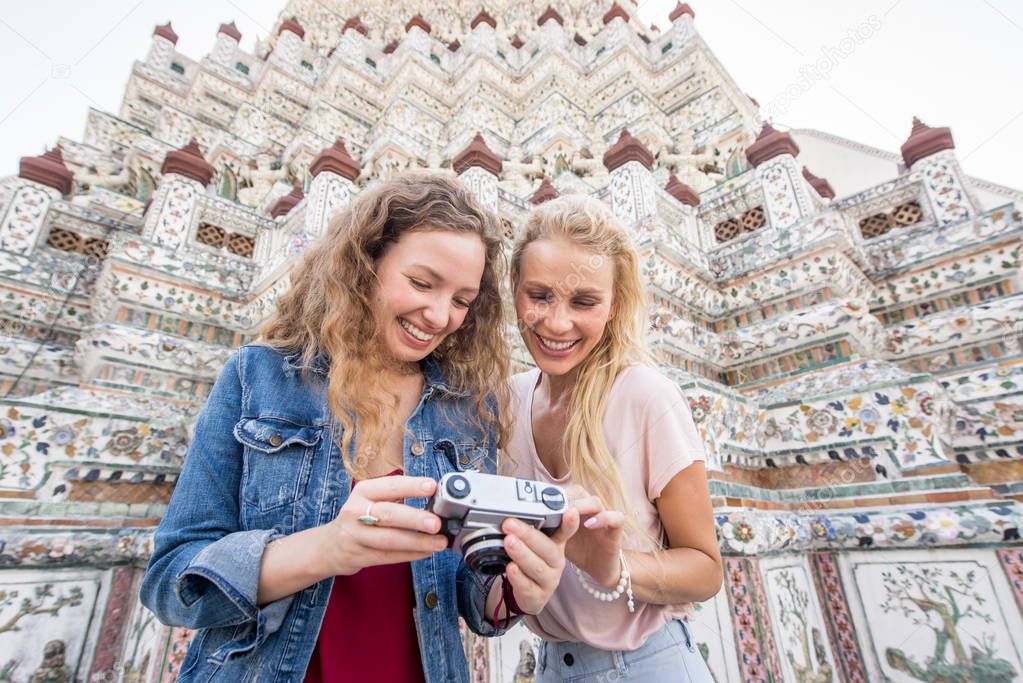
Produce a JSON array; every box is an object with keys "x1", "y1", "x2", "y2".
[{"x1": 140, "y1": 345, "x2": 512, "y2": 682}]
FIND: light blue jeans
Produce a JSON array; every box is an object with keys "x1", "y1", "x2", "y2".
[{"x1": 536, "y1": 620, "x2": 715, "y2": 682}]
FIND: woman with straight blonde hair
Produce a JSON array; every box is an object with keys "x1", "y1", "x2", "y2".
[
  {"x1": 141, "y1": 173, "x2": 578, "y2": 682},
  {"x1": 506, "y1": 194, "x2": 721, "y2": 681}
]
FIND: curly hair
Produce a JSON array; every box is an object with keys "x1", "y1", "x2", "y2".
[{"x1": 261, "y1": 172, "x2": 509, "y2": 478}]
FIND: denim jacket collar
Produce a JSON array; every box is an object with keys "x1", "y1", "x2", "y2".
[{"x1": 281, "y1": 350, "x2": 468, "y2": 398}]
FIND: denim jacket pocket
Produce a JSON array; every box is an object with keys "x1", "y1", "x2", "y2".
[{"x1": 234, "y1": 416, "x2": 322, "y2": 512}]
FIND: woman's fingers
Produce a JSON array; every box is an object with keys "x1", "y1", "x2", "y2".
[
  {"x1": 570, "y1": 495, "x2": 606, "y2": 518},
  {"x1": 582, "y1": 510, "x2": 626, "y2": 531},
  {"x1": 550, "y1": 506, "x2": 580, "y2": 544},
  {"x1": 503, "y1": 518, "x2": 566, "y2": 574},
  {"x1": 353, "y1": 500, "x2": 441, "y2": 534},
  {"x1": 353, "y1": 475, "x2": 437, "y2": 502},
  {"x1": 352, "y1": 525, "x2": 448, "y2": 554}
]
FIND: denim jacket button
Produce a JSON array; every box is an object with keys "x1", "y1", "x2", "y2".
[
  {"x1": 269, "y1": 434, "x2": 283, "y2": 447},
  {"x1": 563, "y1": 653, "x2": 574, "y2": 666},
  {"x1": 410, "y1": 442, "x2": 425, "y2": 456},
  {"x1": 424, "y1": 591, "x2": 438, "y2": 609}
]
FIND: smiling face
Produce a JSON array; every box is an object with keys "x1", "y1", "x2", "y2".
[
  {"x1": 514, "y1": 237, "x2": 615, "y2": 378},
  {"x1": 372, "y1": 228, "x2": 486, "y2": 365}
]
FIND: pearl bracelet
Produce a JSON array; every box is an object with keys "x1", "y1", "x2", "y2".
[{"x1": 573, "y1": 550, "x2": 636, "y2": 613}]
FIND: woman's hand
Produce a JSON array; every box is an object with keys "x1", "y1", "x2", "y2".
[
  {"x1": 499, "y1": 507, "x2": 580, "y2": 614},
  {"x1": 563, "y1": 485, "x2": 626, "y2": 588},
  {"x1": 319, "y1": 476, "x2": 449, "y2": 577}
]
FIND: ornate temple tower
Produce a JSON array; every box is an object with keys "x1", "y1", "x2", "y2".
[{"x1": 1, "y1": 1, "x2": 1022, "y2": 680}]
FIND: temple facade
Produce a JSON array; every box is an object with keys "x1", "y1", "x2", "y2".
[{"x1": 1, "y1": 1, "x2": 1022, "y2": 680}]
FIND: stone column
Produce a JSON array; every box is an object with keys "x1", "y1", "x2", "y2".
[
  {"x1": 1, "y1": 147, "x2": 74, "y2": 254},
  {"x1": 335, "y1": 17, "x2": 369, "y2": 66},
  {"x1": 304, "y1": 138, "x2": 360, "y2": 238},
  {"x1": 453, "y1": 133, "x2": 502, "y2": 212},
  {"x1": 402, "y1": 15, "x2": 433, "y2": 55},
  {"x1": 146, "y1": 22, "x2": 178, "y2": 70},
  {"x1": 602, "y1": 128, "x2": 657, "y2": 226},
  {"x1": 466, "y1": 10, "x2": 498, "y2": 55},
  {"x1": 900, "y1": 117, "x2": 978, "y2": 225},
  {"x1": 271, "y1": 18, "x2": 306, "y2": 70},
  {"x1": 745, "y1": 123, "x2": 814, "y2": 229},
  {"x1": 142, "y1": 139, "x2": 213, "y2": 250},
  {"x1": 664, "y1": 173, "x2": 702, "y2": 246},
  {"x1": 211, "y1": 22, "x2": 241, "y2": 66}
]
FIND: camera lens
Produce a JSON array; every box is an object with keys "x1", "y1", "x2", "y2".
[
  {"x1": 446, "y1": 474, "x2": 471, "y2": 499},
  {"x1": 461, "y1": 527, "x2": 508, "y2": 575}
]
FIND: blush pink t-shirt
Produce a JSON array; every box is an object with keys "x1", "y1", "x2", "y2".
[{"x1": 506, "y1": 364, "x2": 705, "y2": 651}]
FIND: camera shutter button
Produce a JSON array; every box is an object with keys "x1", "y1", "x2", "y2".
[
  {"x1": 446, "y1": 474, "x2": 471, "y2": 498},
  {"x1": 541, "y1": 487, "x2": 565, "y2": 510}
]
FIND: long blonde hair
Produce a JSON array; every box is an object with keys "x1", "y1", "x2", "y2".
[
  {"x1": 511, "y1": 195, "x2": 651, "y2": 533},
  {"x1": 262, "y1": 173, "x2": 509, "y2": 477}
]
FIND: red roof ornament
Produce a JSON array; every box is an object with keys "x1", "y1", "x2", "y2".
[
  {"x1": 278, "y1": 17, "x2": 305, "y2": 39},
  {"x1": 406, "y1": 14, "x2": 432, "y2": 33},
  {"x1": 448, "y1": 39, "x2": 461, "y2": 52},
  {"x1": 510, "y1": 34, "x2": 524, "y2": 49},
  {"x1": 453, "y1": 133, "x2": 502, "y2": 176},
  {"x1": 602, "y1": 2, "x2": 629, "y2": 25},
  {"x1": 664, "y1": 174, "x2": 699, "y2": 206},
  {"x1": 530, "y1": 177, "x2": 560, "y2": 204},
  {"x1": 602, "y1": 128, "x2": 654, "y2": 172},
  {"x1": 161, "y1": 139, "x2": 214, "y2": 185},
  {"x1": 574, "y1": 33, "x2": 587, "y2": 46},
  {"x1": 383, "y1": 40, "x2": 399, "y2": 54},
  {"x1": 310, "y1": 138, "x2": 361, "y2": 181},
  {"x1": 801, "y1": 167, "x2": 835, "y2": 200},
  {"x1": 900, "y1": 117, "x2": 955, "y2": 168},
  {"x1": 153, "y1": 22, "x2": 179, "y2": 45},
  {"x1": 669, "y1": 3, "x2": 696, "y2": 22},
  {"x1": 538, "y1": 6, "x2": 565, "y2": 26},
  {"x1": 270, "y1": 185, "x2": 304, "y2": 218},
  {"x1": 218, "y1": 21, "x2": 241, "y2": 41},
  {"x1": 18, "y1": 146, "x2": 74, "y2": 195},
  {"x1": 744, "y1": 123, "x2": 800, "y2": 167},
  {"x1": 471, "y1": 9, "x2": 497, "y2": 29},
  {"x1": 343, "y1": 17, "x2": 369, "y2": 36}
]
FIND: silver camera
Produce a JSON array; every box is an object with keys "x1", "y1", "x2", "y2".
[{"x1": 428, "y1": 471, "x2": 566, "y2": 575}]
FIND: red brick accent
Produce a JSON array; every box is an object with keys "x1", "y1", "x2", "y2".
[
  {"x1": 538, "y1": 6, "x2": 564, "y2": 26},
  {"x1": 471, "y1": 9, "x2": 497, "y2": 29},
  {"x1": 161, "y1": 139, "x2": 214, "y2": 186},
  {"x1": 278, "y1": 17, "x2": 305, "y2": 39},
  {"x1": 218, "y1": 21, "x2": 241, "y2": 41},
  {"x1": 745, "y1": 123, "x2": 800, "y2": 167},
  {"x1": 87, "y1": 567, "x2": 136, "y2": 680},
  {"x1": 343, "y1": 17, "x2": 369, "y2": 36},
  {"x1": 664, "y1": 174, "x2": 699, "y2": 206},
  {"x1": 602, "y1": 128, "x2": 654, "y2": 171},
  {"x1": 310, "y1": 138, "x2": 361, "y2": 181},
  {"x1": 900, "y1": 117, "x2": 955, "y2": 168},
  {"x1": 453, "y1": 133, "x2": 503, "y2": 176},
  {"x1": 602, "y1": 2, "x2": 630, "y2": 24},
  {"x1": 270, "y1": 185, "x2": 304, "y2": 218},
  {"x1": 153, "y1": 22, "x2": 178, "y2": 44},
  {"x1": 669, "y1": 3, "x2": 696, "y2": 22},
  {"x1": 19, "y1": 146, "x2": 74, "y2": 195},
  {"x1": 530, "y1": 177, "x2": 559, "y2": 204},
  {"x1": 406, "y1": 14, "x2": 431, "y2": 33},
  {"x1": 802, "y1": 166, "x2": 835, "y2": 199}
]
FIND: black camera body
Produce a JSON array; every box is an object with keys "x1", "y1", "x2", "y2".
[{"x1": 428, "y1": 471, "x2": 566, "y2": 575}]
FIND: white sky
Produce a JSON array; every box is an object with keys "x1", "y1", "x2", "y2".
[{"x1": 1, "y1": 0, "x2": 1020, "y2": 190}]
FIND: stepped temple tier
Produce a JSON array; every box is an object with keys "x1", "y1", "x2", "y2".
[{"x1": 1, "y1": 1, "x2": 1022, "y2": 680}]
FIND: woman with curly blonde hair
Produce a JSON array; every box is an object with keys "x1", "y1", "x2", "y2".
[
  {"x1": 506, "y1": 194, "x2": 721, "y2": 682},
  {"x1": 142, "y1": 173, "x2": 578, "y2": 682}
]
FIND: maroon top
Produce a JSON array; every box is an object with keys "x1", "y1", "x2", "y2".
[{"x1": 304, "y1": 472, "x2": 426, "y2": 683}]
